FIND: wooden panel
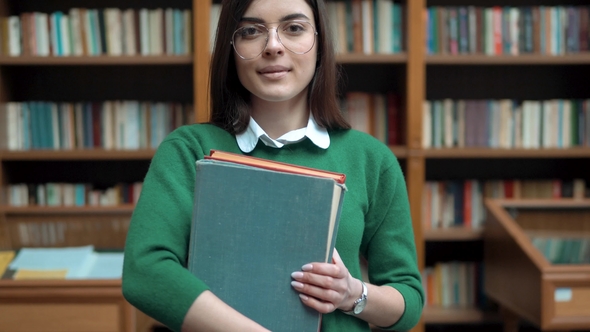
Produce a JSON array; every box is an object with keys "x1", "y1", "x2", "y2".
[
  {"x1": 554, "y1": 287, "x2": 590, "y2": 317},
  {"x1": 516, "y1": 210, "x2": 590, "y2": 234},
  {"x1": 0, "y1": 303, "x2": 120, "y2": 332},
  {"x1": 194, "y1": 0, "x2": 211, "y2": 123}
]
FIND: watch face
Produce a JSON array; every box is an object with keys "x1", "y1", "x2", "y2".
[{"x1": 353, "y1": 298, "x2": 367, "y2": 314}]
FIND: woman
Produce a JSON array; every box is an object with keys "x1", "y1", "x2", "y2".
[{"x1": 122, "y1": 0, "x2": 424, "y2": 331}]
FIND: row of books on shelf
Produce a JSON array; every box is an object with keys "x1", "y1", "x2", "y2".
[
  {"x1": 326, "y1": 0, "x2": 405, "y2": 55},
  {"x1": 3, "y1": 218, "x2": 130, "y2": 248},
  {"x1": 422, "y1": 261, "x2": 485, "y2": 308},
  {"x1": 423, "y1": 179, "x2": 588, "y2": 230},
  {"x1": 211, "y1": 1, "x2": 406, "y2": 56},
  {"x1": 423, "y1": 99, "x2": 590, "y2": 149},
  {"x1": 7, "y1": 182, "x2": 143, "y2": 207},
  {"x1": 528, "y1": 233, "x2": 590, "y2": 264},
  {"x1": 0, "y1": 101, "x2": 193, "y2": 151},
  {"x1": 0, "y1": 246, "x2": 123, "y2": 280},
  {"x1": 425, "y1": 6, "x2": 590, "y2": 56},
  {"x1": 0, "y1": 8, "x2": 192, "y2": 57},
  {"x1": 340, "y1": 92, "x2": 402, "y2": 145}
]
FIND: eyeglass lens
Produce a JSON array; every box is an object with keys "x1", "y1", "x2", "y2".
[{"x1": 232, "y1": 21, "x2": 316, "y2": 60}]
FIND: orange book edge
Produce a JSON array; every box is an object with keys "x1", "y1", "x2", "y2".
[{"x1": 205, "y1": 150, "x2": 346, "y2": 184}]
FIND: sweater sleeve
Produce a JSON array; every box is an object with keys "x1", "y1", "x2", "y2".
[
  {"x1": 122, "y1": 137, "x2": 209, "y2": 332},
  {"x1": 362, "y1": 159, "x2": 425, "y2": 331}
]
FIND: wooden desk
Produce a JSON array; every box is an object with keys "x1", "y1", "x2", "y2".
[
  {"x1": 484, "y1": 199, "x2": 590, "y2": 332},
  {"x1": 0, "y1": 279, "x2": 137, "y2": 332}
]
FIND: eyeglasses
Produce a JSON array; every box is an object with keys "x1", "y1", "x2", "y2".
[{"x1": 231, "y1": 20, "x2": 318, "y2": 60}]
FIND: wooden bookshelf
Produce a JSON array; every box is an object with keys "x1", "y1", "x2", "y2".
[
  {"x1": 423, "y1": 147, "x2": 590, "y2": 159},
  {"x1": 484, "y1": 199, "x2": 590, "y2": 331},
  {"x1": 0, "y1": 150, "x2": 156, "y2": 160},
  {"x1": 423, "y1": 305, "x2": 500, "y2": 324},
  {"x1": 336, "y1": 53, "x2": 408, "y2": 64},
  {"x1": 424, "y1": 227, "x2": 484, "y2": 241}
]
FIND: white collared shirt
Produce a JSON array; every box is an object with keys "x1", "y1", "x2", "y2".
[{"x1": 236, "y1": 115, "x2": 330, "y2": 153}]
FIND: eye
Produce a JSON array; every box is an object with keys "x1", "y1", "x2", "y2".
[
  {"x1": 237, "y1": 25, "x2": 266, "y2": 39},
  {"x1": 282, "y1": 21, "x2": 308, "y2": 35}
]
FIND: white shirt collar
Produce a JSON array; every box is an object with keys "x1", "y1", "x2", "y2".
[{"x1": 236, "y1": 115, "x2": 330, "y2": 153}]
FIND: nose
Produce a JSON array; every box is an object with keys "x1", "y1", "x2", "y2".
[{"x1": 264, "y1": 28, "x2": 284, "y2": 55}]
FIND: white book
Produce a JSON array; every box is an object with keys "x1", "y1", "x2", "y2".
[
  {"x1": 139, "y1": 9, "x2": 150, "y2": 55},
  {"x1": 69, "y1": 8, "x2": 84, "y2": 56},
  {"x1": 423, "y1": 101, "x2": 432, "y2": 148},
  {"x1": 376, "y1": 0, "x2": 393, "y2": 54},
  {"x1": 37, "y1": 13, "x2": 51, "y2": 56},
  {"x1": 361, "y1": 0, "x2": 373, "y2": 54},
  {"x1": 484, "y1": 9, "x2": 494, "y2": 55},
  {"x1": 149, "y1": 9, "x2": 163, "y2": 55},
  {"x1": 165, "y1": 8, "x2": 174, "y2": 55},
  {"x1": 513, "y1": 105, "x2": 522, "y2": 148},
  {"x1": 510, "y1": 7, "x2": 519, "y2": 55},
  {"x1": 541, "y1": 100, "x2": 553, "y2": 148},
  {"x1": 106, "y1": 8, "x2": 123, "y2": 56},
  {"x1": 122, "y1": 9, "x2": 137, "y2": 56},
  {"x1": 6, "y1": 102, "x2": 19, "y2": 150},
  {"x1": 125, "y1": 101, "x2": 140, "y2": 150},
  {"x1": 8, "y1": 16, "x2": 21, "y2": 56},
  {"x1": 443, "y1": 99, "x2": 453, "y2": 148},
  {"x1": 60, "y1": 14, "x2": 71, "y2": 56}
]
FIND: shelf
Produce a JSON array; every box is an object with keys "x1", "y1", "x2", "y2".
[
  {"x1": 423, "y1": 305, "x2": 499, "y2": 324},
  {"x1": 389, "y1": 146, "x2": 408, "y2": 158},
  {"x1": 423, "y1": 147, "x2": 590, "y2": 159},
  {"x1": 0, "y1": 149, "x2": 156, "y2": 161},
  {"x1": 0, "y1": 55, "x2": 193, "y2": 66},
  {"x1": 0, "y1": 205, "x2": 136, "y2": 214},
  {"x1": 426, "y1": 54, "x2": 590, "y2": 65},
  {"x1": 424, "y1": 227, "x2": 483, "y2": 241},
  {"x1": 336, "y1": 53, "x2": 407, "y2": 64}
]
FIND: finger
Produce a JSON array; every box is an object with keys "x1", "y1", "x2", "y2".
[
  {"x1": 298, "y1": 293, "x2": 338, "y2": 314},
  {"x1": 298, "y1": 262, "x2": 342, "y2": 278}
]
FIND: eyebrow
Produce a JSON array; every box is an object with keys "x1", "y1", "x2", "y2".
[{"x1": 240, "y1": 13, "x2": 311, "y2": 23}]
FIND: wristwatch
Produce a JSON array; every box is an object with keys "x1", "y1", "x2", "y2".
[{"x1": 342, "y1": 280, "x2": 368, "y2": 315}]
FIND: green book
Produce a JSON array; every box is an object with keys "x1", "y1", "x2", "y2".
[{"x1": 188, "y1": 153, "x2": 346, "y2": 332}]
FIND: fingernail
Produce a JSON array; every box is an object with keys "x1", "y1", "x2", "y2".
[
  {"x1": 291, "y1": 271, "x2": 304, "y2": 279},
  {"x1": 291, "y1": 281, "x2": 304, "y2": 289},
  {"x1": 301, "y1": 264, "x2": 313, "y2": 271},
  {"x1": 299, "y1": 294, "x2": 309, "y2": 301}
]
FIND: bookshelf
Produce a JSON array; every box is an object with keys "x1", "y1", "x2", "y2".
[
  {"x1": 1, "y1": 1, "x2": 589, "y2": 332},
  {"x1": 0, "y1": 0, "x2": 202, "y2": 331}
]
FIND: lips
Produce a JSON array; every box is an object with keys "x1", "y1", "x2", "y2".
[{"x1": 258, "y1": 66, "x2": 289, "y2": 74}]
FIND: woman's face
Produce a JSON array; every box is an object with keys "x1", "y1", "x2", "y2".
[{"x1": 233, "y1": 0, "x2": 318, "y2": 105}]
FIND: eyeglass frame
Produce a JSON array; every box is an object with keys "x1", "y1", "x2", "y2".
[{"x1": 230, "y1": 20, "x2": 319, "y2": 60}]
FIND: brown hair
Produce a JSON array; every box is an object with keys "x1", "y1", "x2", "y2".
[{"x1": 209, "y1": 0, "x2": 350, "y2": 134}]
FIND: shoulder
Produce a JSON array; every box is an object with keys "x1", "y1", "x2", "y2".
[
  {"x1": 157, "y1": 123, "x2": 238, "y2": 158},
  {"x1": 329, "y1": 129, "x2": 399, "y2": 170}
]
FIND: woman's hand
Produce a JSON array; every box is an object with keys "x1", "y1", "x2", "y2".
[{"x1": 290, "y1": 248, "x2": 363, "y2": 313}]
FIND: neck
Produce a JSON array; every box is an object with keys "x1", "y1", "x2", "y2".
[{"x1": 250, "y1": 92, "x2": 309, "y2": 139}]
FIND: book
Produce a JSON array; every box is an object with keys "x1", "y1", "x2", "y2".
[{"x1": 188, "y1": 151, "x2": 347, "y2": 332}]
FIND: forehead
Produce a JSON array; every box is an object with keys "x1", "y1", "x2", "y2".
[{"x1": 243, "y1": 0, "x2": 315, "y2": 23}]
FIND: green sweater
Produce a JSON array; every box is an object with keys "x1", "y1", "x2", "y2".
[{"x1": 122, "y1": 124, "x2": 424, "y2": 332}]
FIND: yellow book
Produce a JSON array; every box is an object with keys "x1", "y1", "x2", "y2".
[
  {"x1": 0, "y1": 251, "x2": 16, "y2": 277},
  {"x1": 14, "y1": 269, "x2": 68, "y2": 280}
]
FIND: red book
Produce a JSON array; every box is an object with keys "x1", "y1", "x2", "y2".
[{"x1": 206, "y1": 150, "x2": 346, "y2": 184}]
